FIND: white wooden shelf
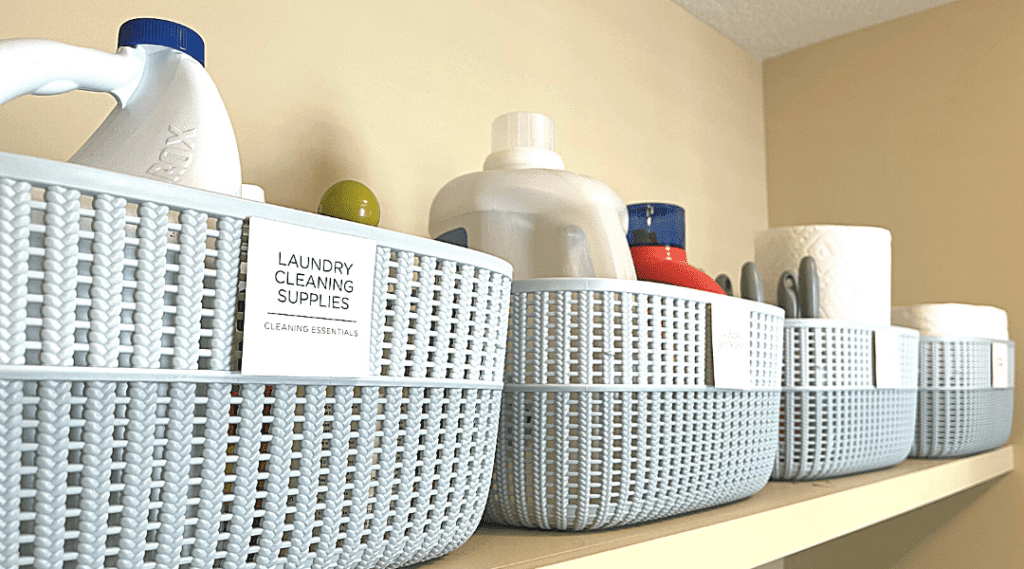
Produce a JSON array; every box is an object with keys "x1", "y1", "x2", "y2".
[{"x1": 414, "y1": 446, "x2": 1014, "y2": 569}]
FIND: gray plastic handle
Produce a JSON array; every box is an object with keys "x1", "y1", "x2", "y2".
[
  {"x1": 740, "y1": 262, "x2": 764, "y2": 303},
  {"x1": 715, "y1": 274, "x2": 733, "y2": 296},
  {"x1": 777, "y1": 271, "x2": 800, "y2": 318},
  {"x1": 798, "y1": 256, "x2": 820, "y2": 319}
]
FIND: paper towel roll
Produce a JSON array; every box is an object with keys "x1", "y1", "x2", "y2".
[
  {"x1": 891, "y1": 304, "x2": 1008, "y2": 340},
  {"x1": 755, "y1": 225, "x2": 891, "y2": 325}
]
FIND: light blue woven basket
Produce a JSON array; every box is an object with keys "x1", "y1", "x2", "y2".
[
  {"x1": 485, "y1": 278, "x2": 785, "y2": 530},
  {"x1": 0, "y1": 151, "x2": 512, "y2": 569},
  {"x1": 912, "y1": 337, "x2": 1015, "y2": 458},
  {"x1": 774, "y1": 321, "x2": 920, "y2": 481}
]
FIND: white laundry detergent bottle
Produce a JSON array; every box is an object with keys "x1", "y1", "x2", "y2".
[
  {"x1": 0, "y1": 17, "x2": 252, "y2": 198},
  {"x1": 430, "y1": 112, "x2": 636, "y2": 280}
]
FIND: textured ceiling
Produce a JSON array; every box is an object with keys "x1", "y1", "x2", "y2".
[{"x1": 672, "y1": 0, "x2": 960, "y2": 59}]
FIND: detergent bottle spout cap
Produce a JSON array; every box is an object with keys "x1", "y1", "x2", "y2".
[{"x1": 483, "y1": 112, "x2": 565, "y2": 170}]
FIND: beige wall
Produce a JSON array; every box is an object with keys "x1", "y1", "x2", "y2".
[
  {"x1": 0, "y1": 0, "x2": 767, "y2": 280},
  {"x1": 765, "y1": 0, "x2": 1023, "y2": 567}
]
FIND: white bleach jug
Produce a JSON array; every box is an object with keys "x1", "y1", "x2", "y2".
[{"x1": 0, "y1": 18, "x2": 247, "y2": 198}]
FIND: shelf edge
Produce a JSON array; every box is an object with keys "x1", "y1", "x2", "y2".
[{"x1": 540, "y1": 447, "x2": 1014, "y2": 569}]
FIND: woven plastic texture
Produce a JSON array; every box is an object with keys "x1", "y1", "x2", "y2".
[
  {"x1": 503, "y1": 286, "x2": 782, "y2": 387},
  {"x1": 0, "y1": 153, "x2": 514, "y2": 568},
  {"x1": 911, "y1": 338, "x2": 1015, "y2": 458},
  {"x1": 0, "y1": 373, "x2": 501, "y2": 569},
  {"x1": 0, "y1": 157, "x2": 512, "y2": 380},
  {"x1": 486, "y1": 281, "x2": 784, "y2": 530},
  {"x1": 774, "y1": 321, "x2": 920, "y2": 481}
]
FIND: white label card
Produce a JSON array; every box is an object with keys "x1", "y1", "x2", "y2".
[
  {"x1": 873, "y1": 328, "x2": 901, "y2": 388},
  {"x1": 241, "y1": 217, "x2": 376, "y2": 377},
  {"x1": 992, "y1": 342, "x2": 1010, "y2": 388},
  {"x1": 710, "y1": 301, "x2": 751, "y2": 390}
]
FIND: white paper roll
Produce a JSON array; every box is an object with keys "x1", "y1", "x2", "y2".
[
  {"x1": 755, "y1": 225, "x2": 891, "y2": 325},
  {"x1": 891, "y1": 304, "x2": 1008, "y2": 340}
]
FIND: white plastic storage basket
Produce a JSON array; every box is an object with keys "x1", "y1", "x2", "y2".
[
  {"x1": 775, "y1": 321, "x2": 920, "y2": 481},
  {"x1": 911, "y1": 338, "x2": 1015, "y2": 458},
  {"x1": 485, "y1": 279, "x2": 785, "y2": 531},
  {"x1": 0, "y1": 152, "x2": 513, "y2": 569}
]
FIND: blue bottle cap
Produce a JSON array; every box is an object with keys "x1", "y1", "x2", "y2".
[
  {"x1": 118, "y1": 18, "x2": 205, "y2": 66},
  {"x1": 627, "y1": 202, "x2": 686, "y2": 250}
]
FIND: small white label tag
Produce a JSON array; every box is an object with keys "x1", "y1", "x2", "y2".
[
  {"x1": 710, "y1": 301, "x2": 751, "y2": 389},
  {"x1": 992, "y1": 342, "x2": 1010, "y2": 388},
  {"x1": 873, "y1": 328, "x2": 901, "y2": 388},
  {"x1": 241, "y1": 217, "x2": 376, "y2": 377}
]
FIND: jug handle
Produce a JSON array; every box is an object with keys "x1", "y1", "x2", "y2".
[
  {"x1": 571, "y1": 201, "x2": 637, "y2": 280},
  {"x1": 0, "y1": 39, "x2": 143, "y2": 107}
]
